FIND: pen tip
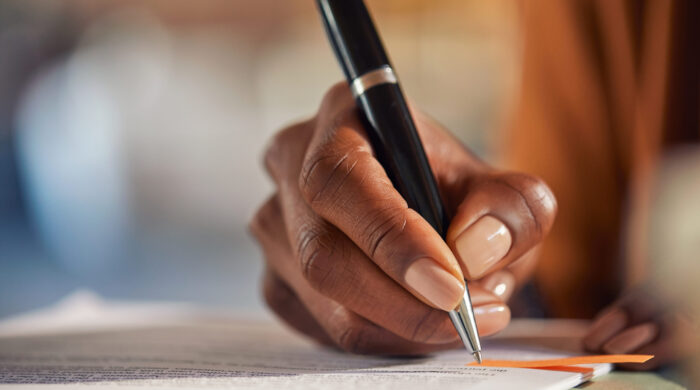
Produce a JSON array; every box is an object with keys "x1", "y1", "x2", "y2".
[{"x1": 473, "y1": 351, "x2": 482, "y2": 364}]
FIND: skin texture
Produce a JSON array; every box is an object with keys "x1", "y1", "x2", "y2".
[{"x1": 249, "y1": 82, "x2": 557, "y2": 355}]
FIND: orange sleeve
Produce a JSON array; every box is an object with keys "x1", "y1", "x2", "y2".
[
  {"x1": 503, "y1": 0, "x2": 636, "y2": 318},
  {"x1": 503, "y1": 0, "x2": 699, "y2": 318}
]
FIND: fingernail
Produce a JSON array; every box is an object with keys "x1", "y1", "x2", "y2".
[
  {"x1": 455, "y1": 216, "x2": 512, "y2": 279},
  {"x1": 405, "y1": 257, "x2": 465, "y2": 311},
  {"x1": 474, "y1": 303, "x2": 510, "y2": 335},
  {"x1": 584, "y1": 309, "x2": 628, "y2": 351},
  {"x1": 481, "y1": 271, "x2": 516, "y2": 302},
  {"x1": 603, "y1": 322, "x2": 659, "y2": 354}
]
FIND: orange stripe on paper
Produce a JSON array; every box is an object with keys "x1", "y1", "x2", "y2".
[{"x1": 467, "y1": 354, "x2": 653, "y2": 368}]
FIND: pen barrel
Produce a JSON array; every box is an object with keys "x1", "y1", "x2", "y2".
[
  {"x1": 317, "y1": 0, "x2": 390, "y2": 81},
  {"x1": 357, "y1": 84, "x2": 450, "y2": 237},
  {"x1": 317, "y1": 0, "x2": 449, "y2": 236},
  {"x1": 317, "y1": 0, "x2": 481, "y2": 357}
]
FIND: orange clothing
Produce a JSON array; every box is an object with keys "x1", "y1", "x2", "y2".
[{"x1": 505, "y1": 0, "x2": 699, "y2": 318}]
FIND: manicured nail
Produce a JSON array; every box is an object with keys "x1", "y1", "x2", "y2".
[
  {"x1": 455, "y1": 216, "x2": 512, "y2": 279},
  {"x1": 404, "y1": 257, "x2": 465, "y2": 311},
  {"x1": 481, "y1": 271, "x2": 516, "y2": 302},
  {"x1": 603, "y1": 322, "x2": 658, "y2": 354},
  {"x1": 474, "y1": 303, "x2": 510, "y2": 335},
  {"x1": 584, "y1": 309, "x2": 628, "y2": 351}
]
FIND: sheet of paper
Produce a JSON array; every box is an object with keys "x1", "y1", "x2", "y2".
[{"x1": 0, "y1": 292, "x2": 609, "y2": 390}]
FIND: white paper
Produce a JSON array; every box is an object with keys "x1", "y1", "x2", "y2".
[{"x1": 0, "y1": 292, "x2": 609, "y2": 389}]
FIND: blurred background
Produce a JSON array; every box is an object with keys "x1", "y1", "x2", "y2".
[{"x1": 0, "y1": 0, "x2": 520, "y2": 317}]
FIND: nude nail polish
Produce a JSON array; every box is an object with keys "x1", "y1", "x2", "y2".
[
  {"x1": 481, "y1": 271, "x2": 516, "y2": 302},
  {"x1": 404, "y1": 257, "x2": 465, "y2": 311},
  {"x1": 473, "y1": 303, "x2": 510, "y2": 335},
  {"x1": 454, "y1": 216, "x2": 512, "y2": 279}
]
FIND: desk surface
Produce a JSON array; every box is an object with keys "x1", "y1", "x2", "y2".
[{"x1": 587, "y1": 372, "x2": 685, "y2": 389}]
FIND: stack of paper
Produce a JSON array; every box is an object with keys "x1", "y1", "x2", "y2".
[{"x1": 0, "y1": 292, "x2": 611, "y2": 389}]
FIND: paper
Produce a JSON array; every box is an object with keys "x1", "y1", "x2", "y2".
[
  {"x1": 533, "y1": 365, "x2": 595, "y2": 375},
  {"x1": 0, "y1": 292, "x2": 611, "y2": 390}
]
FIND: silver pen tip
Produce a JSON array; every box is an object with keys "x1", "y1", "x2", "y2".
[{"x1": 473, "y1": 351, "x2": 483, "y2": 364}]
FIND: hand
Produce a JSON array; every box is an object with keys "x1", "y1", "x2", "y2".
[
  {"x1": 583, "y1": 290, "x2": 696, "y2": 370},
  {"x1": 249, "y1": 82, "x2": 557, "y2": 355}
]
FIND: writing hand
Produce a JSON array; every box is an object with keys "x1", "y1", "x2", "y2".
[{"x1": 250, "y1": 82, "x2": 557, "y2": 354}]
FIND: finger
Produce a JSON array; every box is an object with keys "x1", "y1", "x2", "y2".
[
  {"x1": 250, "y1": 196, "x2": 463, "y2": 354},
  {"x1": 583, "y1": 290, "x2": 668, "y2": 351},
  {"x1": 318, "y1": 302, "x2": 462, "y2": 355},
  {"x1": 618, "y1": 311, "x2": 697, "y2": 371},
  {"x1": 410, "y1": 109, "x2": 486, "y2": 181},
  {"x1": 583, "y1": 306, "x2": 629, "y2": 351},
  {"x1": 415, "y1": 109, "x2": 554, "y2": 284},
  {"x1": 446, "y1": 172, "x2": 557, "y2": 280},
  {"x1": 469, "y1": 283, "x2": 512, "y2": 335},
  {"x1": 617, "y1": 329, "x2": 673, "y2": 371},
  {"x1": 297, "y1": 83, "x2": 465, "y2": 311},
  {"x1": 263, "y1": 119, "x2": 316, "y2": 188},
  {"x1": 473, "y1": 245, "x2": 539, "y2": 304},
  {"x1": 479, "y1": 270, "x2": 516, "y2": 302},
  {"x1": 506, "y1": 245, "x2": 541, "y2": 286},
  {"x1": 262, "y1": 268, "x2": 333, "y2": 346},
  {"x1": 251, "y1": 195, "x2": 331, "y2": 345},
  {"x1": 280, "y1": 203, "x2": 462, "y2": 344},
  {"x1": 616, "y1": 291, "x2": 664, "y2": 325},
  {"x1": 618, "y1": 341, "x2": 669, "y2": 371},
  {"x1": 601, "y1": 322, "x2": 659, "y2": 354}
]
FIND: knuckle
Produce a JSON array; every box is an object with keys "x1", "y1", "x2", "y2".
[
  {"x1": 298, "y1": 148, "x2": 339, "y2": 204},
  {"x1": 297, "y1": 227, "x2": 336, "y2": 291},
  {"x1": 337, "y1": 326, "x2": 368, "y2": 354},
  {"x1": 522, "y1": 174, "x2": 557, "y2": 214},
  {"x1": 505, "y1": 173, "x2": 556, "y2": 210},
  {"x1": 299, "y1": 144, "x2": 370, "y2": 207},
  {"x1": 499, "y1": 172, "x2": 557, "y2": 235},
  {"x1": 361, "y1": 206, "x2": 408, "y2": 258},
  {"x1": 329, "y1": 308, "x2": 370, "y2": 354}
]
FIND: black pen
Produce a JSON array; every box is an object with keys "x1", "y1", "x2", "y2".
[{"x1": 316, "y1": 0, "x2": 482, "y2": 363}]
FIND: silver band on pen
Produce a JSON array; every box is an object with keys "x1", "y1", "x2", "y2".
[{"x1": 350, "y1": 65, "x2": 398, "y2": 97}]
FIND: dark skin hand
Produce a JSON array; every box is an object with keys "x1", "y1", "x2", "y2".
[
  {"x1": 584, "y1": 289, "x2": 696, "y2": 370},
  {"x1": 249, "y1": 82, "x2": 557, "y2": 355}
]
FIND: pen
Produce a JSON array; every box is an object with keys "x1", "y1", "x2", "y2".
[{"x1": 316, "y1": 0, "x2": 482, "y2": 363}]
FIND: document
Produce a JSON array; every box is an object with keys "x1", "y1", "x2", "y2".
[{"x1": 0, "y1": 292, "x2": 609, "y2": 389}]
